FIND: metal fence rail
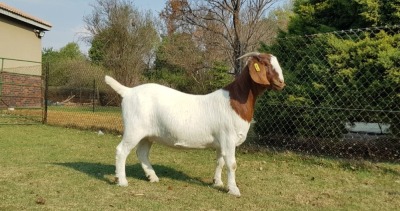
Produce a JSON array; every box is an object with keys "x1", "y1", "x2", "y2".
[{"x1": 43, "y1": 26, "x2": 400, "y2": 161}]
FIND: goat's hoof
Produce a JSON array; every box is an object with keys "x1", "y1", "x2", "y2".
[
  {"x1": 148, "y1": 175, "x2": 159, "y2": 183},
  {"x1": 228, "y1": 187, "x2": 241, "y2": 197},
  {"x1": 212, "y1": 180, "x2": 224, "y2": 187},
  {"x1": 149, "y1": 178, "x2": 159, "y2": 183},
  {"x1": 116, "y1": 178, "x2": 128, "y2": 187},
  {"x1": 118, "y1": 182, "x2": 129, "y2": 187}
]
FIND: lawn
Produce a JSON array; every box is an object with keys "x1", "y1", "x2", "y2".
[
  {"x1": 46, "y1": 108, "x2": 123, "y2": 133},
  {"x1": 0, "y1": 125, "x2": 399, "y2": 210},
  {"x1": 0, "y1": 108, "x2": 43, "y2": 125},
  {"x1": 1, "y1": 106, "x2": 123, "y2": 132}
]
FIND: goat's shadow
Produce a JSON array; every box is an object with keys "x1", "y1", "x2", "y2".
[{"x1": 54, "y1": 162, "x2": 216, "y2": 188}]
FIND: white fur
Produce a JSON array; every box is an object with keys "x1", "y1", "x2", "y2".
[
  {"x1": 271, "y1": 55, "x2": 284, "y2": 82},
  {"x1": 105, "y1": 76, "x2": 250, "y2": 197}
]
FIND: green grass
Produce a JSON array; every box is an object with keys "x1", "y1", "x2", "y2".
[
  {"x1": 48, "y1": 105, "x2": 121, "y2": 114},
  {"x1": 0, "y1": 125, "x2": 399, "y2": 210},
  {"x1": 0, "y1": 108, "x2": 42, "y2": 125}
]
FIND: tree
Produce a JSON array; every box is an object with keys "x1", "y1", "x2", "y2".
[
  {"x1": 151, "y1": 32, "x2": 233, "y2": 94},
  {"x1": 42, "y1": 42, "x2": 87, "y2": 86},
  {"x1": 84, "y1": 0, "x2": 160, "y2": 87},
  {"x1": 59, "y1": 43, "x2": 85, "y2": 60},
  {"x1": 160, "y1": 0, "x2": 188, "y2": 35},
  {"x1": 162, "y1": 0, "x2": 280, "y2": 75},
  {"x1": 42, "y1": 43, "x2": 84, "y2": 63},
  {"x1": 286, "y1": 0, "x2": 400, "y2": 36},
  {"x1": 256, "y1": 0, "x2": 400, "y2": 139},
  {"x1": 327, "y1": 31, "x2": 400, "y2": 135}
]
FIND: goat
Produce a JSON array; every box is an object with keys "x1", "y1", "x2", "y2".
[{"x1": 105, "y1": 52, "x2": 285, "y2": 197}]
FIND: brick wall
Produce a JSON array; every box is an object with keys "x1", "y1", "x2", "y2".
[{"x1": 0, "y1": 72, "x2": 42, "y2": 108}]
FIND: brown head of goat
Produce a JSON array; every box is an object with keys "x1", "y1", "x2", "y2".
[{"x1": 224, "y1": 52, "x2": 285, "y2": 122}]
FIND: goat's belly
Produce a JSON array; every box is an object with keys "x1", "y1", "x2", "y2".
[{"x1": 148, "y1": 135, "x2": 216, "y2": 149}]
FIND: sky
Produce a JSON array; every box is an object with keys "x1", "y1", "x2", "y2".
[
  {"x1": 2, "y1": 0, "x2": 167, "y2": 54},
  {"x1": 2, "y1": 0, "x2": 289, "y2": 55}
]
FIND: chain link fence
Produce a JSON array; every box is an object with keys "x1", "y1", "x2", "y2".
[
  {"x1": 253, "y1": 25, "x2": 399, "y2": 161},
  {"x1": 0, "y1": 58, "x2": 43, "y2": 124},
  {"x1": 44, "y1": 26, "x2": 399, "y2": 161},
  {"x1": 42, "y1": 62, "x2": 122, "y2": 133}
]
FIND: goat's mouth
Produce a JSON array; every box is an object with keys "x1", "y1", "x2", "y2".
[{"x1": 272, "y1": 80, "x2": 285, "y2": 90}]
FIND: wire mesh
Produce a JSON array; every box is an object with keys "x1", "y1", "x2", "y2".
[
  {"x1": 44, "y1": 26, "x2": 400, "y2": 161},
  {"x1": 0, "y1": 58, "x2": 43, "y2": 124},
  {"x1": 252, "y1": 25, "x2": 400, "y2": 161}
]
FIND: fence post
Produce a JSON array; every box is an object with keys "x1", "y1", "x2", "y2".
[
  {"x1": 43, "y1": 62, "x2": 49, "y2": 124},
  {"x1": 93, "y1": 78, "x2": 95, "y2": 113},
  {"x1": 0, "y1": 58, "x2": 3, "y2": 105}
]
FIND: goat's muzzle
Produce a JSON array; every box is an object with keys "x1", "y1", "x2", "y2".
[{"x1": 272, "y1": 79, "x2": 286, "y2": 90}]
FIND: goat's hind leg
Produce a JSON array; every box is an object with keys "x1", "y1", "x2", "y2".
[
  {"x1": 136, "y1": 139, "x2": 159, "y2": 182},
  {"x1": 115, "y1": 134, "x2": 142, "y2": 187}
]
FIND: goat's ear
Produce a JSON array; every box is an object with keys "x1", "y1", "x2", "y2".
[{"x1": 248, "y1": 58, "x2": 270, "y2": 85}]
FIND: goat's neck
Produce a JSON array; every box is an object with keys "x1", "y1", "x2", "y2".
[{"x1": 223, "y1": 67, "x2": 266, "y2": 122}]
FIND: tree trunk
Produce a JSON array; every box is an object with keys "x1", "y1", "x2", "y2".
[{"x1": 233, "y1": 0, "x2": 242, "y2": 76}]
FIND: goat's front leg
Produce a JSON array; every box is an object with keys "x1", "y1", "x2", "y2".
[
  {"x1": 213, "y1": 149, "x2": 225, "y2": 187},
  {"x1": 224, "y1": 145, "x2": 240, "y2": 197}
]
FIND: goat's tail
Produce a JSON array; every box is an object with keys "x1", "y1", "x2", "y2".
[{"x1": 105, "y1": 75, "x2": 129, "y2": 96}]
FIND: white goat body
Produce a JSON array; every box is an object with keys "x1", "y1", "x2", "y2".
[
  {"x1": 105, "y1": 52, "x2": 285, "y2": 197},
  {"x1": 105, "y1": 80, "x2": 250, "y2": 149}
]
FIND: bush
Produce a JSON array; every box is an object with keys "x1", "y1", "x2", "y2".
[{"x1": 255, "y1": 28, "x2": 400, "y2": 141}]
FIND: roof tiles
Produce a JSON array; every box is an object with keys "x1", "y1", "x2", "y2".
[{"x1": 0, "y1": 2, "x2": 52, "y2": 28}]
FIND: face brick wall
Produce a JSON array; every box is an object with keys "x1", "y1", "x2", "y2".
[{"x1": 0, "y1": 72, "x2": 42, "y2": 108}]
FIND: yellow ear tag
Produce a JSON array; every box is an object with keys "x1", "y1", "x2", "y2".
[{"x1": 254, "y1": 63, "x2": 261, "y2": 72}]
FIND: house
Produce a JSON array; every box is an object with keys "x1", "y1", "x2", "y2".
[{"x1": 0, "y1": 2, "x2": 52, "y2": 108}]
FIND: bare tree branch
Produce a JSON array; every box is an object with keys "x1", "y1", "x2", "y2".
[{"x1": 163, "y1": 0, "x2": 279, "y2": 75}]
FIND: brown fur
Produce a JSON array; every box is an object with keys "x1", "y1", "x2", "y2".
[{"x1": 224, "y1": 54, "x2": 284, "y2": 122}]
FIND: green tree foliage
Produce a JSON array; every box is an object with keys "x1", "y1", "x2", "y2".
[
  {"x1": 150, "y1": 33, "x2": 232, "y2": 94},
  {"x1": 85, "y1": 0, "x2": 159, "y2": 87},
  {"x1": 42, "y1": 43, "x2": 106, "y2": 104},
  {"x1": 256, "y1": 0, "x2": 400, "y2": 139},
  {"x1": 58, "y1": 43, "x2": 84, "y2": 60},
  {"x1": 42, "y1": 43, "x2": 88, "y2": 86},
  {"x1": 327, "y1": 31, "x2": 400, "y2": 134},
  {"x1": 287, "y1": 0, "x2": 400, "y2": 35},
  {"x1": 42, "y1": 42, "x2": 84, "y2": 63},
  {"x1": 150, "y1": 34, "x2": 194, "y2": 93},
  {"x1": 88, "y1": 37, "x2": 104, "y2": 65}
]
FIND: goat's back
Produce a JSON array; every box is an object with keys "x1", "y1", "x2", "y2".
[{"x1": 122, "y1": 83, "x2": 226, "y2": 122}]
